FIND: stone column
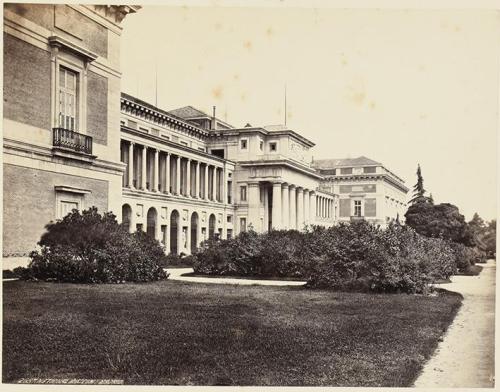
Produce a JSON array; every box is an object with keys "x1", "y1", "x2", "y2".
[
  {"x1": 128, "y1": 206, "x2": 135, "y2": 234},
  {"x1": 303, "y1": 189, "x2": 310, "y2": 226},
  {"x1": 289, "y1": 185, "x2": 296, "y2": 229},
  {"x1": 186, "y1": 218, "x2": 191, "y2": 255},
  {"x1": 141, "y1": 145, "x2": 147, "y2": 190},
  {"x1": 281, "y1": 183, "x2": 289, "y2": 229},
  {"x1": 176, "y1": 156, "x2": 181, "y2": 195},
  {"x1": 153, "y1": 149, "x2": 159, "y2": 192},
  {"x1": 204, "y1": 164, "x2": 209, "y2": 200},
  {"x1": 177, "y1": 218, "x2": 183, "y2": 254},
  {"x1": 155, "y1": 216, "x2": 161, "y2": 241},
  {"x1": 165, "y1": 220, "x2": 170, "y2": 254},
  {"x1": 248, "y1": 182, "x2": 260, "y2": 231},
  {"x1": 263, "y1": 185, "x2": 269, "y2": 231},
  {"x1": 310, "y1": 192, "x2": 316, "y2": 225},
  {"x1": 296, "y1": 187, "x2": 304, "y2": 230},
  {"x1": 272, "y1": 182, "x2": 282, "y2": 230},
  {"x1": 186, "y1": 159, "x2": 191, "y2": 197},
  {"x1": 212, "y1": 166, "x2": 217, "y2": 201},
  {"x1": 223, "y1": 166, "x2": 228, "y2": 204},
  {"x1": 165, "y1": 152, "x2": 170, "y2": 194},
  {"x1": 195, "y1": 161, "x2": 200, "y2": 198},
  {"x1": 127, "y1": 142, "x2": 134, "y2": 188}
]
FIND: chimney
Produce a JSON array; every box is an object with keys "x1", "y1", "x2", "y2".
[{"x1": 211, "y1": 105, "x2": 217, "y2": 130}]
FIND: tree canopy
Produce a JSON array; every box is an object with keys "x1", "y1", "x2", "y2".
[
  {"x1": 409, "y1": 164, "x2": 432, "y2": 205},
  {"x1": 405, "y1": 202, "x2": 475, "y2": 246}
]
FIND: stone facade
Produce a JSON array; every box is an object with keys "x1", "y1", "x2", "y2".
[
  {"x1": 3, "y1": 5, "x2": 408, "y2": 264},
  {"x1": 313, "y1": 157, "x2": 409, "y2": 226},
  {"x1": 2, "y1": 4, "x2": 139, "y2": 259}
]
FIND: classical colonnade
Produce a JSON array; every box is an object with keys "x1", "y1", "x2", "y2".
[
  {"x1": 121, "y1": 140, "x2": 229, "y2": 204},
  {"x1": 250, "y1": 181, "x2": 335, "y2": 230}
]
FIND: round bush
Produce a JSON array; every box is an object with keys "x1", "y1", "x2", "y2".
[{"x1": 20, "y1": 207, "x2": 169, "y2": 283}]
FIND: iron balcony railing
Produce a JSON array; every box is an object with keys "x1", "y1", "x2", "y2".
[{"x1": 53, "y1": 128, "x2": 93, "y2": 155}]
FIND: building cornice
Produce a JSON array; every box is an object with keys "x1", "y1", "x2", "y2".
[
  {"x1": 121, "y1": 94, "x2": 210, "y2": 139},
  {"x1": 210, "y1": 127, "x2": 315, "y2": 148},
  {"x1": 238, "y1": 158, "x2": 323, "y2": 179},
  {"x1": 122, "y1": 188, "x2": 235, "y2": 211},
  {"x1": 324, "y1": 173, "x2": 409, "y2": 193},
  {"x1": 120, "y1": 125, "x2": 236, "y2": 167},
  {"x1": 3, "y1": 137, "x2": 126, "y2": 175}
]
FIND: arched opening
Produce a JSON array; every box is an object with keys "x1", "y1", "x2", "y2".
[
  {"x1": 146, "y1": 207, "x2": 157, "y2": 239},
  {"x1": 190, "y1": 212, "x2": 199, "y2": 254},
  {"x1": 208, "y1": 213, "x2": 216, "y2": 240},
  {"x1": 170, "y1": 210, "x2": 180, "y2": 255},
  {"x1": 122, "y1": 204, "x2": 132, "y2": 233}
]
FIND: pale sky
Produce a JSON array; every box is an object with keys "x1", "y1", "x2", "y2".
[{"x1": 120, "y1": 4, "x2": 499, "y2": 221}]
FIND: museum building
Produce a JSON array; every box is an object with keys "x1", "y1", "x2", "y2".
[{"x1": 2, "y1": 3, "x2": 408, "y2": 265}]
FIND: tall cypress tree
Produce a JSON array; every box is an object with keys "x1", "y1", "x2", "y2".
[{"x1": 409, "y1": 164, "x2": 429, "y2": 205}]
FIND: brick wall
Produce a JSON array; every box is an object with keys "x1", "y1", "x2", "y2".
[
  {"x1": 365, "y1": 198, "x2": 377, "y2": 217},
  {"x1": 54, "y1": 5, "x2": 108, "y2": 58},
  {"x1": 5, "y1": 3, "x2": 55, "y2": 31},
  {"x1": 87, "y1": 71, "x2": 108, "y2": 145},
  {"x1": 3, "y1": 33, "x2": 51, "y2": 130},
  {"x1": 3, "y1": 164, "x2": 109, "y2": 256},
  {"x1": 339, "y1": 199, "x2": 350, "y2": 217}
]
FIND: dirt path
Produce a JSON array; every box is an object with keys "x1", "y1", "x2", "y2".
[{"x1": 414, "y1": 260, "x2": 495, "y2": 388}]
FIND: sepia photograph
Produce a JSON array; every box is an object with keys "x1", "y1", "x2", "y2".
[{"x1": 2, "y1": 0, "x2": 497, "y2": 388}]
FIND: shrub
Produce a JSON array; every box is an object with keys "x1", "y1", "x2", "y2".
[
  {"x1": 20, "y1": 207, "x2": 168, "y2": 283},
  {"x1": 193, "y1": 220, "x2": 465, "y2": 294}
]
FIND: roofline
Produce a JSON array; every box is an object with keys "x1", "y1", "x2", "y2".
[
  {"x1": 239, "y1": 158, "x2": 323, "y2": 179},
  {"x1": 120, "y1": 93, "x2": 210, "y2": 138},
  {"x1": 121, "y1": 125, "x2": 236, "y2": 166},
  {"x1": 323, "y1": 173, "x2": 409, "y2": 193},
  {"x1": 211, "y1": 126, "x2": 315, "y2": 147}
]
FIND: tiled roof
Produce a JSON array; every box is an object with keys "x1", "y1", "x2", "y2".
[
  {"x1": 168, "y1": 106, "x2": 210, "y2": 119},
  {"x1": 312, "y1": 156, "x2": 381, "y2": 169}
]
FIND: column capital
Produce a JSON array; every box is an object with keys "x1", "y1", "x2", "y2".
[
  {"x1": 289, "y1": 184, "x2": 296, "y2": 189},
  {"x1": 248, "y1": 181, "x2": 260, "y2": 187},
  {"x1": 272, "y1": 181, "x2": 284, "y2": 186},
  {"x1": 281, "y1": 182, "x2": 290, "y2": 188},
  {"x1": 296, "y1": 187, "x2": 304, "y2": 193}
]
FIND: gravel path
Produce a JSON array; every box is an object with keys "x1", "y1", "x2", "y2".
[
  {"x1": 166, "y1": 268, "x2": 306, "y2": 286},
  {"x1": 414, "y1": 260, "x2": 496, "y2": 388}
]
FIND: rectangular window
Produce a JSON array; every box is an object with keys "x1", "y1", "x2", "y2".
[
  {"x1": 259, "y1": 140, "x2": 264, "y2": 151},
  {"x1": 363, "y1": 166, "x2": 377, "y2": 174},
  {"x1": 240, "y1": 217, "x2": 247, "y2": 232},
  {"x1": 59, "y1": 200, "x2": 78, "y2": 218},
  {"x1": 354, "y1": 200, "x2": 362, "y2": 217},
  {"x1": 340, "y1": 167, "x2": 353, "y2": 175},
  {"x1": 269, "y1": 142, "x2": 277, "y2": 152},
  {"x1": 240, "y1": 139, "x2": 248, "y2": 149},
  {"x1": 240, "y1": 185, "x2": 247, "y2": 202},
  {"x1": 58, "y1": 67, "x2": 78, "y2": 130},
  {"x1": 227, "y1": 215, "x2": 232, "y2": 223},
  {"x1": 227, "y1": 229, "x2": 233, "y2": 239}
]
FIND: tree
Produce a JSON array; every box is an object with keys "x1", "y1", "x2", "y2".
[
  {"x1": 468, "y1": 212, "x2": 486, "y2": 248},
  {"x1": 405, "y1": 202, "x2": 475, "y2": 246},
  {"x1": 409, "y1": 164, "x2": 431, "y2": 205},
  {"x1": 481, "y1": 219, "x2": 496, "y2": 257}
]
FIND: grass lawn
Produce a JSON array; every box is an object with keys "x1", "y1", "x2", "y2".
[{"x1": 3, "y1": 280, "x2": 461, "y2": 386}]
